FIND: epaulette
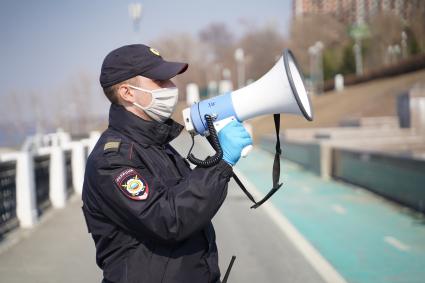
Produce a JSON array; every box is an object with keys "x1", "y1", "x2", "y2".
[{"x1": 103, "y1": 139, "x2": 121, "y2": 153}]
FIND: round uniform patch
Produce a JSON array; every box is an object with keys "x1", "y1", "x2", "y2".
[{"x1": 114, "y1": 168, "x2": 149, "y2": 200}]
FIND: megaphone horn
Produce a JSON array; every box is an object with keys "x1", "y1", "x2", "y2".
[
  {"x1": 182, "y1": 49, "x2": 313, "y2": 157},
  {"x1": 183, "y1": 49, "x2": 313, "y2": 136}
]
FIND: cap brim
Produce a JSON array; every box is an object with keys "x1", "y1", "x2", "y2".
[{"x1": 143, "y1": 61, "x2": 188, "y2": 81}]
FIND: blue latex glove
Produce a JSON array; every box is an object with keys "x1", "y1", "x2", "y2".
[{"x1": 218, "y1": 120, "x2": 253, "y2": 166}]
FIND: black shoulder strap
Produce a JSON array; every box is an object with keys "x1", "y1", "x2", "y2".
[{"x1": 233, "y1": 114, "x2": 283, "y2": 209}]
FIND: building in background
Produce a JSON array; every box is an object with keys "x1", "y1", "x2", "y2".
[{"x1": 293, "y1": 0, "x2": 425, "y2": 23}]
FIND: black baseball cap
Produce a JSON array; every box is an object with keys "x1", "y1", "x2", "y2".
[{"x1": 99, "y1": 44, "x2": 188, "y2": 88}]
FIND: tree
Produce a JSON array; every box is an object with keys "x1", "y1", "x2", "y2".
[
  {"x1": 199, "y1": 22, "x2": 235, "y2": 63},
  {"x1": 340, "y1": 44, "x2": 356, "y2": 75},
  {"x1": 238, "y1": 24, "x2": 286, "y2": 81},
  {"x1": 407, "y1": 6, "x2": 425, "y2": 54},
  {"x1": 198, "y1": 23, "x2": 237, "y2": 87},
  {"x1": 288, "y1": 14, "x2": 349, "y2": 75},
  {"x1": 150, "y1": 33, "x2": 211, "y2": 100},
  {"x1": 365, "y1": 12, "x2": 404, "y2": 68},
  {"x1": 323, "y1": 48, "x2": 341, "y2": 80}
]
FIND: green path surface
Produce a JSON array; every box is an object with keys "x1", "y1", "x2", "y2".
[{"x1": 236, "y1": 149, "x2": 425, "y2": 283}]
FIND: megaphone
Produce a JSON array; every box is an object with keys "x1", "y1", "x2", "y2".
[{"x1": 182, "y1": 49, "x2": 313, "y2": 156}]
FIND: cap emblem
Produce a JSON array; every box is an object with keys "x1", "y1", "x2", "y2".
[{"x1": 150, "y1": 47, "x2": 160, "y2": 56}]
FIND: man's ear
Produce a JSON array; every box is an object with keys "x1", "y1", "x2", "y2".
[{"x1": 117, "y1": 84, "x2": 135, "y2": 104}]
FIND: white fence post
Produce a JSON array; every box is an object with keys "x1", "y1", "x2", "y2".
[
  {"x1": 88, "y1": 131, "x2": 101, "y2": 155},
  {"x1": 49, "y1": 146, "x2": 67, "y2": 208},
  {"x1": 72, "y1": 141, "x2": 86, "y2": 195},
  {"x1": 320, "y1": 143, "x2": 333, "y2": 180},
  {"x1": 334, "y1": 74, "x2": 344, "y2": 92},
  {"x1": 16, "y1": 152, "x2": 38, "y2": 228},
  {"x1": 186, "y1": 83, "x2": 200, "y2": 106}
]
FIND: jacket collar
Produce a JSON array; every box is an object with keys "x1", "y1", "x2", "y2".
[{"x1": 108, "y1": 104, "x2": 183, "y2": 146}]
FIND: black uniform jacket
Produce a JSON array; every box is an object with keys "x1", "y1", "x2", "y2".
[{"x1": 82, "y1": 104, "x2": 233, "y2": 283}]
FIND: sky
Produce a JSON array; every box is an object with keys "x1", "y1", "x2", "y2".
[{"x1": 0, "y1": 0, "x2": 293, "y2": 96}]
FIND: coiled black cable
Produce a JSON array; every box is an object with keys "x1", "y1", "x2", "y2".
[{"x1": 187, "y1": 114, "x2": 223, "y2": 167}]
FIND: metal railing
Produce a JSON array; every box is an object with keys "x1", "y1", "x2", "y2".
[
  {"x1": 260, "y1": 137, "x2": 322, "y2": 175},
  {"x1": 34, "y1": 155, "x2": 51, "y2": 216},
  {"x1": 262, "y1": 134, "x2": 425, "y2": 214},
  {"x1": 0, "y1": 161, "x2": 18, "y2": 237},
  {"x1": 0, "y1": 131, "x2": 98, "y2": 237},
  {"x1": 332, "y1": 148, "x2": 425, "y2": 214},
  {"x1": 65, "y1": 150, "x2": 73, "y2": 198}
]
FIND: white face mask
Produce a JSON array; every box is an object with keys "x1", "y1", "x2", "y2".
[{"x1": 129, "y1": 85, "x2": 179, "y2": 122}]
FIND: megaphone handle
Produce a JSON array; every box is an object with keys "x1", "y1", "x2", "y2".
[
  {"x1": 241, "y1": 145, "x2": 253, "y2": 157},
  {"x1": 213, "y1": 117, "x2": 253, "y2": 158}
]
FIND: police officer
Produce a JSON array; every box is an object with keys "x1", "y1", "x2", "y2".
[{"x1": 82, "y1": 44, "x2": 252, "y2": 283}]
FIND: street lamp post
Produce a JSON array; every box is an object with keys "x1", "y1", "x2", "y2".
[
  {"x1": 234, "y1": 48, "x2": 245, "y2": 89},
  {"x1": 315, "y1": 41, "x2": 324, "y2": 95},
  {"x1": 401, "y1": 31, "x2": 408, "y2": 59},
  {"x1": 308, "y1": 41, "x2": 324, "y2": 95},
  {"x1": 350, "y1": 5, "x2": 369, "y2": 77},
  {"x1": 128, "y1": 3, "x2": 143, "y2": 40},
  {"x1": 354, "y1": 0, "x2": 365, "y2": 76},
  {"x1": 219, "y1": 68, "x2": 233, "y2": 94},
  {"x1": 308, "y1": 45, "x2": 316, "y2": 94},
  {"x1": 353, "y1": 39, "x2": 363, "y2": 76}
]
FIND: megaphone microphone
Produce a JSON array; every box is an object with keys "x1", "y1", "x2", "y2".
[{"x1": 182, "y1": 49, "x2": 313, "y2": 156}]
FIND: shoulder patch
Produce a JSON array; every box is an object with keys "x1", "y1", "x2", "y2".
[
  {"x1": 104, "y1": 141, "x2": 121, "y2": 152},
  {"x1": 114, "y1": 168, "x2": 149, "y2": 200}
]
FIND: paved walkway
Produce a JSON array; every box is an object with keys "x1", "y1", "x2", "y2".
[
  {"x1": 0, "y1": 196, "x2": 101, "y2": 283},
  {"x1": 3, "y1": 132, "x2": 423, "y2": 282},
  {"x1": 236, "y1": 148, "x2": 425, "y2": 283},
  {"x1": 0, "y1": 133, "x2": 326, "y2": 283},
  {"x1": 214, "y1": 180, "x2": 326, "y2": 283}
]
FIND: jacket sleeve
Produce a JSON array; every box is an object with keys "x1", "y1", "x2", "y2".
[{"x1": 93, "y1": 153, "x2": 233, "y2": 244}]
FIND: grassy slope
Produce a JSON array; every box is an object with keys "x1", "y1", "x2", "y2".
[{"x1": 250, "y1": 69, "x2": 425, "y2": 141}]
